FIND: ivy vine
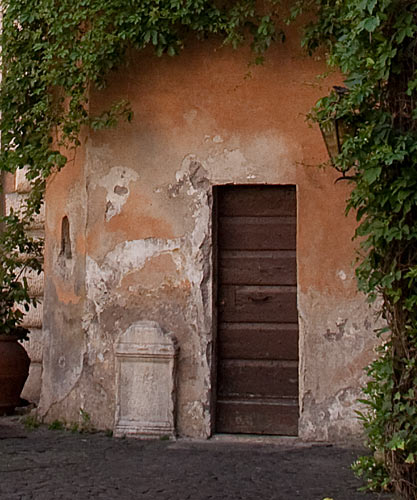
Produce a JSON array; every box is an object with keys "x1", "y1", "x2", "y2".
[
  {"x1": 0, "y1": 0, "x2": 280, "y2": 338},
  {"x1": 295, "y1": 0, "x2": 417, "y2": 497},
  {"x1": 3, "y1": 0, "x2": 417, "y2": 497}
]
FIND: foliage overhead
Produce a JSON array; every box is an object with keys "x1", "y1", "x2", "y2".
[
  {"x1": 293, "y1": 0, "x2": 417, "y2": 496},
  {"x1": 0, "y1": 0, "x2": 280, "y2": 337},
  {"x1": 3, "y1": 0, "x2": 417, "y2": 496}
]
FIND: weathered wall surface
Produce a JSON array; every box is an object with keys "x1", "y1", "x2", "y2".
[{"x1": 39, "y1": 28, "x2": 379, "y2": 440}]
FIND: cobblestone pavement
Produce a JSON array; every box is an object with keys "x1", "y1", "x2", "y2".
[{"x1": 0, "y1": 417, "x2": 392, "y2": 500}]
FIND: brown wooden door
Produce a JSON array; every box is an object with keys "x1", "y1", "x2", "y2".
[{"x1": 215, "y1": 185, "x2": 299, "y2": 435}]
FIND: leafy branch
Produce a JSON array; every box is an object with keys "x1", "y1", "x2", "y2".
[{"x1": 296, "y1": 0, "x2": 417, "y2": 497}]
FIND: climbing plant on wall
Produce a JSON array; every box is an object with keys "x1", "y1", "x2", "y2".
[
  {"x1": 0, "y1": 0, "x2": 280, "y2": 337},
  {"x1": 4, "y1": 1, "x2": 416, "y2": 496},
  {"x1": 293, "y1": 0, "x2": 417, "y2": 497}
]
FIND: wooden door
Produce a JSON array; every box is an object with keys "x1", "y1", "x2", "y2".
[{"x1": 215, "y1": 185, "x2": 299, "y2": 435}]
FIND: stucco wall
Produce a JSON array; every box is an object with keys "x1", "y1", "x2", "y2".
[{"x1": 39, "y1": 28, "x2": 378, "y2": 440}]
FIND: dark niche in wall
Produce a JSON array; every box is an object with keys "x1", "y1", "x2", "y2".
[{"x1": 60, "y1": 216, "x2": 72, "y2": 259}]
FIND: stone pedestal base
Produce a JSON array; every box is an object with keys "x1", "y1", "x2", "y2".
[{"x1": 114, "y1": 321, "x2": 178, "y2": 439}]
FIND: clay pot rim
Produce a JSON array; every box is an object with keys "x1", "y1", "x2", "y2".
[{"x1": 0, "y1": 333, "x2": 24, "y2": 342}]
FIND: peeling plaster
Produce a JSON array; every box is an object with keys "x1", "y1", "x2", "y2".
[
  {"x1": 203, "y1": 132, "x2": 294, "y2": 185},
  {"x1": 338, "y1": 270, "x2": 347, "y2": 281},
  {"x1": 208, "y1": 148, "x2": 247, "y2": 171},
  {"x1": 170, "y1": 156, "x2": 213, "y2": 436},
  {"x1": 85, "y1": 238, "x2": 182, "y2": 314},
  {"x1": 76, "y1": 154, "x2": 215, "y2": 437},
  {"x1": 93, "y1": 166, "x2": 139, "y2": 221},
  {"x1": 297, "y1": 289, "x2": 382, "y2": 441}
]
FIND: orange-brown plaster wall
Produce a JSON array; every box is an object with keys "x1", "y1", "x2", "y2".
[
  {"x1": 40, "y1": 27, "x2": 378, "y2": 440},
  {"x1": 88, "y1": 35, "x2": 358, "y2": 294},
  {"x1": 40, "y1": 136, "x2": 99, "y2": 423}
]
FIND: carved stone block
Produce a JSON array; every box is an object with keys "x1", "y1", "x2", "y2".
[
  {"x1": 22, "y1": 328, "x2": 44, "y2": 363},
  {"x1": 21, "y1": 361, "x2": 42, "y2": 404},
  {"x1": 21, "y1": 269, "x2": 44, "y2": 298},
  {"x1": 20, "y1": 301, "x2": 43, "y2": 329},
  {"x1": 5, "y1": 193, "x2": 45, "y2": 229},
  {"x1": 15, "y1": 166, "x2": 32, "y2": 194},
  {"x1": 114, "y1": 321, "x2": 178, "y2": 439}
]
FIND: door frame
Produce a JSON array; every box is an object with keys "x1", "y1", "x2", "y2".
[{"x1": 210, "y1": 183, "x2": 299, "y2": 436}]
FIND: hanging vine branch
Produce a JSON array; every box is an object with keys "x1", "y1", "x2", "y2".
[
  {"x1": 294, "y1": 0, "x2": 417, "y2": 497},
  {"x1": 0, "y1": 0, "x2": 281, "y2": 338}
]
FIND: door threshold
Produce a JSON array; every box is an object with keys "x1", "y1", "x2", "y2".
[{"x1": 211, "y1": 433, "x2": 301, "y2": 446}]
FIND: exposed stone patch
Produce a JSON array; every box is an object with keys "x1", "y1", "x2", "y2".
[
  {"x1": 114, "y1": 185, "x2": 128, "y2": 195},
  {"x1": 324, "y1": 318, "x2": 348, "y2": 341},
  {"x1": 188, "y1": 160, "x2": 210, "y2": 190},
  {"x1": 300, "y1": 387, "x2": 366, "y2": 442}
]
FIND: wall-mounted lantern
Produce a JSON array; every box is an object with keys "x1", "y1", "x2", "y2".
[
  {"x1": 319, "y1": 86, "x2": 350, "y2": 166},
  {"x1": 320, "y1": 119, "x2": 345, "y2": 164},
  {"x1": 318, "y1": 86, "x2": 355, "y2": 181}
]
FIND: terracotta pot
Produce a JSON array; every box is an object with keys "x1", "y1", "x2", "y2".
[{"x1": 0, "y1": 335, "x2": 30, "y2": 415}]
